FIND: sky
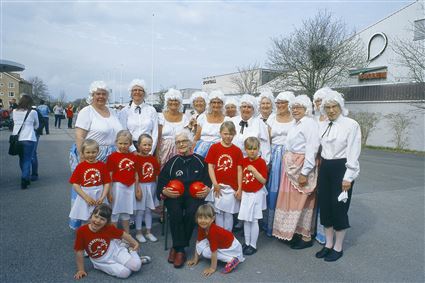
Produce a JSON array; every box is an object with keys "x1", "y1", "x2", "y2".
[{"x1": 1, "y1": 0, "x2": 414, "y2": 102}]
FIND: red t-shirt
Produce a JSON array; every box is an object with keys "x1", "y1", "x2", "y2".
[
  {"x1": 106, "y1": 152, "x2": 138, "y2": 186},
  {"x1": 242, "y1": 157, "x2": 268, "y2": 193},
  {"x1": 197, "y1": 223, "x2": 234, "y2": 252},
  {"x1": 136, "y1": 155, "x2": 160, "y2": 183},
  {"x1": 74, "y1": 224, "x2": 124, "y2": 259},
  {"x1": 205, "y1": 143, "x2": 243, "y2": 190},
  {"x1": 69, "y1": 161, "x2": 111, "y2": 187}
]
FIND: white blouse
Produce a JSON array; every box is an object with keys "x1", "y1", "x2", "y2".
[
  {"x1": 266, "y1": 115, "x2": 294, "y2": 145},
  {"x1": 197, "y1": 113, "x2": 229, "y2": 143},
  {"x1": 320, "y1": 115, "x2": 361, "y2": 182},
  {"x1": 158, "y1": 113, "x2": 189, "y2": 140},
  {"x1": 230, "y1": 115, "x2": 271, "y2": 164},
  {"x1": 119, "y1": 102, "x2": 159, "y2": 154},
  {"x1": 285, "y1": 116, "x2": 320, "y2": 176},
  {"x1": 12, "y1": 109, "x2": 39, "y2": 142},
  {"x1": 75, "y1": 105, "x2": 123, "y2": 146}
]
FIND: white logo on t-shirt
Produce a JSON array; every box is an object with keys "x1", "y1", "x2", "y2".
[
  {"x1": 242, "y1": 168, "x2": 255, "y2": 184},
  {"x1": 217, "y1": 154, "x2": 233, "y2": 172},
  {"x1": 119, "y1": 158, "x2": 135, "y2": 171},
  {"x1": 83, "y1": 168, "x2": 101, "y2": 186},
  {"x1": 142, "y1": 162, "x2": 154, "y2": 179}
]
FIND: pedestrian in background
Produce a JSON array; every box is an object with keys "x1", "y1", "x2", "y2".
[
  {"x1": 37, "y1": 100, "x2": 50, "y2": 134},
  {"x1": 66, "y1": 103, "x2": 74, "y2": 129},
  {"x1": 53, "y1": 102, "x2": 64, "y2": 128}
]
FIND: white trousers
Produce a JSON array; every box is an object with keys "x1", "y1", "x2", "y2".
[{"x1": 195, "y1": 238, "x2": 245, "y2": 263}]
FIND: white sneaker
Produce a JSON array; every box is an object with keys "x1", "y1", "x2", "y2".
[
  {"x1": 145, "y1": 233, "x2": 158, "y2": 242},
  {"x1": 140, "y1": 255, "x2": 152, "y2": 265},
  {"x1": 136, "y1": 234, "x2": 147, "y2": 243}
]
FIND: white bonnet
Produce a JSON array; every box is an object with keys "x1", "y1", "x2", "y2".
[
  {"x1": 258, "y1": 90, "x2": 276, "y2": 112},
  {"x1": 164, "y1": 88, "x2": 183, "y2": 112},
  {"x1": 275, "y1": 91, "x2": 295, "y2": 104},
  {"x1": 128, "y1": 79, "x2": 146, "y2": 92},
  {"x1": 313, "y1": 87, "x2": 332, "y2": 102},
  {"x1": 89, "y1": 81, "x2": 109, "y2": 94},
  {"x1": 321, "y1": 90, "x2": 349, "y2": 116},
  {"x1": 190, "y1": 91, "x2": 209, "y2": 107},
  {"x1": 225, "y1": 97, "x2": 239, "y2": 107},
  {"x1": 239, "y1": 94, "x2": 258, "y2": 116},
  {"x1": 208, "y1": 90, "x2": 225, "y2": 102},
  {"x1": 289, "y1": 95, "x2": 313, "y2": 116}
]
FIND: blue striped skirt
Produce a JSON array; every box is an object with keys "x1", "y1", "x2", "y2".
[
  {"x1": 263, "y1": 144, "x2": 285, "y2": 236},
  {"x1": 68, "y1": 143, "x2": 116, "y2": 230}
]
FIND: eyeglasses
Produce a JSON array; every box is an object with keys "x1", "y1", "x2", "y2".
[
  {"x1": 291, "y1": 106, "x2": 305, "y2": 110},
  {"x1": 175, "y1": 139, "x2": 189, "y2": 145}
]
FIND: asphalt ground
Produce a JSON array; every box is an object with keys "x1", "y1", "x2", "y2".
[{"x1": 0, "y1": 124, "x2": 424, "y2": 283}]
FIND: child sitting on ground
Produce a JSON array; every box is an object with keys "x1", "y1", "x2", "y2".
[
  {"x1": 73, "y1": 204, "x2": 150, "y2": 280},
  {"x1": 187, "y1": 204, "x2": 244, "y2": 277}
]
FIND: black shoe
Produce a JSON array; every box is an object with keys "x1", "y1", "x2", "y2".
[
  {"x1": 286, "y1": 234, "x2": 301, "y2": 246},
  {"x1": 315, "y1": 247, "x2": 332, "y2": 258},
  {"x1": 291, "y1": 239, "x2": 313, "y2": 250},
  {"x1": 324, "y1": 249, "x2": 343, "y2": 262},
  {"x1": 129, "y1": 220, "x2": 136, "y2": 230},
  {"x1": 243, "y1": 246, "x2": 257, "y2": 256},
  {"x1": 21, "y1": 179, "x2": 30, "y2": 189},
  {"x1": 242, "y1": 243, "x2": 248, "y2": 252}
]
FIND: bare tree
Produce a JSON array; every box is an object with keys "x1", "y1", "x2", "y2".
[
  {"x1": 28, "y1": 76, "x2": 49, "y2": 103},
  {"x1": 267, "y1": 11, "x2": 364, "y2": 98},
  {"x1": 385, "y1": 113, "x2": 413, "y2": 149},
  {"x1": 349, "y1": 111, "x2": 381, "y2": 146},
  {"x1": 230, "y1": 63, "x2": 260, "y2": 94},
  {"x1": 392, "y1": 19, "x2": 425, "y2": 82},
  {"x1": 58, "y1": 90, "x2": 67, "y2": 103}
]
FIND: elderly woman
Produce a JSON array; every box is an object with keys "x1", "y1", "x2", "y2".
[
  {"x1": 12, "y1": 94, "x2": 39, "y2": 189},
  {"x1": 230, "y1": 94, "x2": 270, "y2": 164},
  {"x1": 313, "y1": 87, "x2": 330, "y2": 122},
  {"x1": 157, "y1": 129, "x2": 212, "y2": 268},
  {"x1": 119, "y1": 79, "x2": 158, "y2": 153},
  {"x1": 262, "y1": 91, "x2": 295, "y2": 236},
  {"x1": 272, "y1": 95, "x2": 320, "y2": 249},
  {"x1": 187, "y1": 91, "x2": 208, "y2": 134},
  {"x1": 158, "y1": 88, "x2": 189, "y2": 168},
  {"x1": 314, "y1": 91, "x2": 361, "y2": 262},
  {"x1": 193, "y1": 90, "x2": 227, "y2": 157},
  {"x1": 69, "y1": 81, "x2": 123, "y2": 229},
  {"x1": 224, "y1": 97, "x2": 239, "y2": 118},
  {"x1": 258, "y1": 90, "x2": 276, "y2": 122}
]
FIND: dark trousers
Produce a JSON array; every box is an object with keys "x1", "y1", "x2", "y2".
[
  {"x1": 164, "y1": 194, "x2": 204, "y2": 249},
  {"x1": 318, "y1": 158, "x2": 353, "y2": 231},
  {"x1": 42, "y1": 117, "x2": 49, "y2": 134},
  {"x1": 67, "y1": 117, "x2": 73, "y2": 128},
  {"x1": 54, "y1": 115, "x2": 61, "y2": 128}
]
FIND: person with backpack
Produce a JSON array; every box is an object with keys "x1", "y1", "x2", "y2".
[
  {"x1": 31, "y1": 105, "x2": 45, "y2": 181},
  {"x1": 37, "y1": 100, "x2": 50, "y2": 134}
]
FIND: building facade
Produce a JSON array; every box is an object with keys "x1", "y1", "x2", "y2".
[{"x1": 0, "y1": 72, "x2": 32, "y2": 108}]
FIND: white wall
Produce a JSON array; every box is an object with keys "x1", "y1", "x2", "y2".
[{"x1": 347, "y1": 101, "x2": 425, "y2": 151}]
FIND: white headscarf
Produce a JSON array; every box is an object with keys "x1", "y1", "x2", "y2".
[
  {"x1": 190, "y1": 91, "x2": 209, "y2": 108},
  {"x1": 239, "y1": 94, "x2": 259, "y2": 117},
  {"x1": 128, "y1": 79, "x2": 146, "y2": 93},
  {"x1": 275, "y1": 91, "x2": 295, "y2": 104},
  {"x1": 313, "y1": 87, "x2": 332, "y2": 102},
  {"x1": 164, "y1": 88, "x2": 184, "y2": 113},
  {"x1": 258, "y1": 90, "x2": 276, "y2": 112},
  {"x1": 87, "y1": 81, "x2": 109, "y2": 104},
  {"x1": 320, "y1": 90, "x2": 349, "y2": 116},
  {"x1": 289, "y1": 95, "x2": 313, "y2": 116},
  {"x1": 207, "y1": 90, "x2": 225, "y2": 113}
]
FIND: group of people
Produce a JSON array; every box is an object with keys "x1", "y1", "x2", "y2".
[{"x1": 13, "y1": 78, "x2": 359, "y2": 279}]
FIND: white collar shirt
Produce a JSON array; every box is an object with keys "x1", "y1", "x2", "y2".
[
  {"x1": 285, "y1": 116, "x2": 320, "y2": 175},
  {"x1": 320, "y1": 115, "x2": 361, "y2": 182}
]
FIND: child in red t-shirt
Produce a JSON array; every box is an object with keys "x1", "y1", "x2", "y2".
[
  {"x1": 106, "y1": 130, "x2": 138, "y2": 234},
  {"x1": 134, "y1": 134, "x2": 160, "y2": 243},
  {"x1": 69, "y1": 139, "x2": 111, "y2": 223},
  {"x1": 205, "y1": 121, "x2": 243, "y2": 231},
  {"x1": 74, "y1": 204, "x2": 150, "y2": 280},
  {"x1": 238, "y1": 137, "x2": 268, "y2": 256},
  {"x1": 187, "y1": 204, "x2": 244, "y2": 276}
]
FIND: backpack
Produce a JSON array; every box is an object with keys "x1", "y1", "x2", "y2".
[{"x1": 33, "y1": 108, "x2": 45, "y2": 135}]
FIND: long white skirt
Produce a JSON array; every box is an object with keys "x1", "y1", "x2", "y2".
[
  {"x1": 134, "y1": 182, "x2": 158, "y2": 211},
  {"x1": 69, "y1": 185, "x2": 103, "y2": 221},
  {"x1": 112, "y1": 182, "x2": 135, "y2": 215},
  {"x1": 206, "y1": 184, "x2": 240, "y2": 214},
  {"x1": 196, "y1": 238, "x2": 245, "y2": 263},
  {"x1": 238, "y1": 187, "x2": 267, "y2": 222},
  {"x1": 91, "y1": 239, "x2": 140, "y2": 277}
]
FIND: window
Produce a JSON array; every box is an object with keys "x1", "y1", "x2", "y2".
[
  {"x1": 9, "y1": 82, "x2": 15, "y2": 88},
  {"x1": 0, "y1": 92, "x2": 4, "y2": 96},
  {"x1": 8, "y1": 92, "x2": 15, "y2": 97},
  {"x1": 414, "y1": 19, "x2": 425, "y2": 41},
  {"x1": 0, "y1": 82, "x2": 4, "y2": 87}
]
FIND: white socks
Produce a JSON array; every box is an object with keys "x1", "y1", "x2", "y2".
[
  {"x1": 244, "y1": 220, "x2": 259, "y2": 248},
  {"x1": 216, "y1": 212, "x2": 234, "y2": 231},
  {"x1": 135, "y1": 209, "x2": 153, "y2": 230}
]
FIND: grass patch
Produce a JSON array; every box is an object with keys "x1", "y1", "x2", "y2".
[{"x1": 364, "y1": 145, "x2": 425, "y2": 156}]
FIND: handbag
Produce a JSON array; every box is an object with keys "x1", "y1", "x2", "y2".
[{"x1": 8, "y1": 110, "x2": 31, "y2": 156}]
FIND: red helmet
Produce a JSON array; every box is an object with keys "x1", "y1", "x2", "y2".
[
  {"x1": 189, "y1": 181, "x2": 206, "y2": 198},
  {"x1": 166, "y1": 179, "x2": 185, "y2": 196}
]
